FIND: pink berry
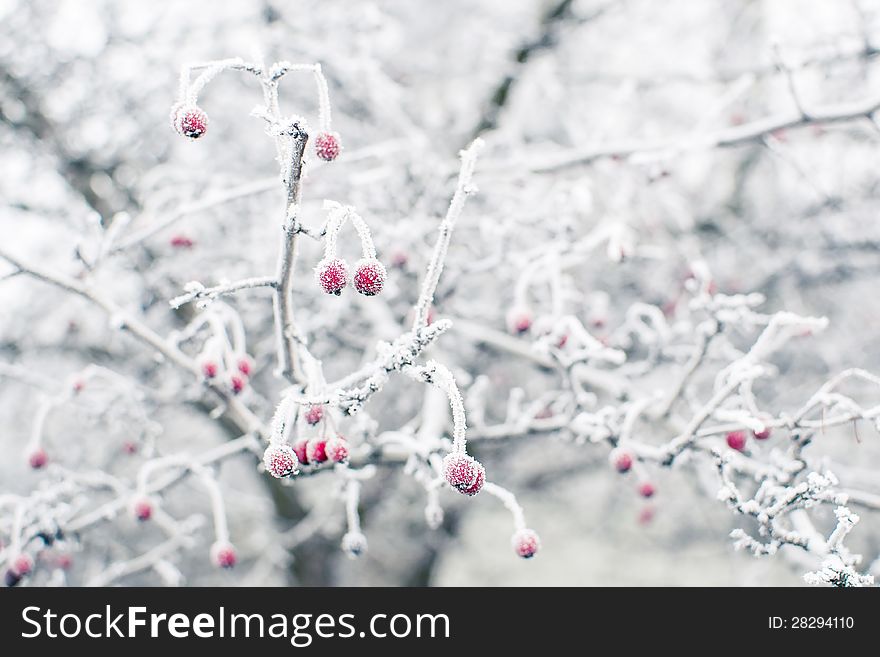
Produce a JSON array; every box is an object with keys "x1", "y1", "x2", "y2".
[
  {"x1": 133, "y1": 497, "x2": 153, "y2": 521},
  {"x1": 353, "y1": 258, "x2": 387, "y2": 297},
  {"x1": 306, "y1": 439, "x2": 328, "y2": 464},
  {"x1": 325, "y1": 436, "x2": 349, "y2": 463},
  {"x1": 315, "y1": 257, "x2": 349, "y2": 295},
  {"x1": 263, "y1": 444, "x2": 299, "y2": 478},
  {"x1": 201, "y1": 361, "x2": 218, "y2": 379},
  {"x1": 172, "y1": 104, "x2": 208, "y2": 139},
  {"x1": 314, "y1": 131, "x2": 341, "y2": 161},
  {"x1": 72, "y1": 379, "x2": 85, "y2": 393},
  {"x1": 511, "y1": 529, "x2": 540, "y2": 559},
  {"x1": 229, "y1": 374, "x2": 246, "y2": 395},
  {"x1": 753, "y1": 427, "x2": 772, "y2": 440},
  {"x1": 638, "y1": 482, "x2": 656, "y2": 499},
  {"x1": 610, "y1": 447, "x2": 633, "y2": 473},
  {"x1": 210, "y1": 541, "x2": 237, "y2": 569},
  {"x1": 237, "y1": 357, "x2": 253, "y2": 377},
  {"x1": 292, "y1": 439, "x2": 309, "y2": 466},
  {"x1": 304, "y1": 404, "x2": 324, "y2": 426},
  {"x1": 122, "y1": 441, "x2": 138, "y2": 455},
  {"x1": 442, "y1": 453, "x2": 485, "y2": 496},
  {"x1": 56, "y1": 554, "x2": 73, "y2": 570},
  {"x1": 726, "y1": 431, "x2": 747, "y2": 451},
  {"x1": 506, "y1": 306, "x2": 532, "y2": 335},
  {"x1": 170, "y1": 235, "x2": 194, "y2": 248},
  {"x1": 28, "y1": 448, "x2": 47, "y2": 470},
  {"x1": 11, "y1": 554, "x2": 34, "y2": 577}
]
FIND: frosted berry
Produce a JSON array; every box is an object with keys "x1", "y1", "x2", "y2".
[
  {"x1": 325, "y1": 435, "x2": 349, "y2": 463},
  {"x1": 210, "y1": 541, "x2": 237, "y2": 569},
  {"x1": 170, "y1": 235, "x2": 194, "y2": 248},
  {"x1": 316, "y1": 257, "x2": 349, "y2": 295},
  {"x1": 28, "y1": 448, "x2": 48, "y2": 470},
  {"x1": 442, "y1": 453, "x2": 485, "y2": 496},
  {"x1": 726, "y1": 431, "x2": 747, "y2": 451},
  {"x1": 314, "y1": 131, "x2": 341, "y2": 161},
  {"x1": 237, "y1": 357, "x2": 253, "y2": 377},
  {"x1": 229, "y1": 374, "x2": 247, "y2": 395},
  {"x1": 341, "y1": 531, "x2": 367, "y2": 558},
  {"x1": 292, "y1": 439, "x2": 309, "y2": 467},
  {"x1": 132, "y1": 497, "x2": 153, "y2": 521},
  {"x1": 201, "y1": 360, "x2": 218, "y2": 379},
  {"x1": 172, "y1": 104, "x2": 208, "y2": 139},
  {"x1": 753, "y1": 427, "x2": 772, "y2": 440},
  {"x1": 11, "y1": 553, "x2": 34, "y2": 576},
  {"x1": 306, "y1": 439, "x2": 328, "y2": 464},
  {"x1": 511, "y1": 529, "x2": 540, "y2": 559},
  {"x1": 353, "y1": 258, "x2": 387, "y2": 297},
  {"x1": 609, "y1": 447, "x2": 633, "y2": 473},
  {"x1": 506, "y1": 306, "x2": 532, "y2": 335},
  {"x1": 304, "y1": 404, "x2": 324, "y2": 426},
  {"x1": 263, "y1": 444, "x2": 299, "y2": 478},
  {"x1": 638, "y1": 482, "x2": 656, "y2": 499}
]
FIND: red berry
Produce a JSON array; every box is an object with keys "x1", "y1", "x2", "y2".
[
  {"x1": 511, "y1": 529, "x2": 540, "y2": 559},
  {"x1": 28, "y1": 448, "x2": 47, "y2": 470},
  {"x1": 442, "y1": 453, "x2": 485, "y2": 496},
  {"x1": 753, "y1": 427, "x2": 771, "y2": 440},
  {"x1": 56, "y1": 553, "x2": 73, "y2": 570},
  {"x1": 315, "y1": 257, "x2": 349, "y2": 295},
  {"x1": 263, "y1": 444, "x2": 298, "y2": 478},
  {"x1": 638, "y1": 482, "x2": 656, "y2": 498},
  {"x1": 210, "y1": 541, "x2": 237, "y2": 569},
  {"x1": 325, "y1": 436, "x2": 349, "y2": 463},
  {"x1": 229, "y1": 374, "x2": 246, "y2": 395},
  {"x1": 11, "y1": 553, "x2": 34, "y2": 577},
  {"x1": 506, "y1": 307, "x2": 532, "y2": 335},
  {"x1": 72, "y1": 379, "x2": 85, "y2": 393},
  {"x1": 726, "y1": 431, "x2": 747, "y2": 451},
  {"x1": 237, "y1": 357, "x2": 252, "y2": 377},
  {"x1": 610, "y1": 447, "x2": 633, "y2": 473},
  {"x1": 304, "y1": 404, "x2": 324, "y2": 426},
  {"x1": 170, "y1": 235, "x2": 194, "y2": 248},
  {"x1": 292, "y1": 439, "x2": 309, "y2": 466},
  {"x1": 353, "y1": 259, "x2": 387, "y2": 296},
  {"x1": 172, "y1": 104, "x2": 208, "y2": 139},
  {"x1": 314, "y1": 131, "x2": 341, "y2": 161},
  {"x1": 201, "y1": 361, "x2": 218, "y2": 379},
  {"x1": 122, "y1": 441, "x2": 138, "y2": 455},
  {"x1": 133, "y1": 497, "x2": 153, "y2": 521},
  {"x1": 306, "y1": 439, "x2": 328, "y2": 464}
]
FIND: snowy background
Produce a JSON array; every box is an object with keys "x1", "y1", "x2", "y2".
[{"x1": 1, "y1": 0, "x2": 879, "y2": 586}]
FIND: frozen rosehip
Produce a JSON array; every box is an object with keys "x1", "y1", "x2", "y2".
[
  {"x1": 306, "y1": 439, "x2": 328, "y2": 464},
  {"x1": 210, "y1": 541, "x2": 237, "y2": 569},
  {"x1": 315, "y1": 257, "x2": 349, "y2": 295},
  {"x1": 201, "y1": 360, "x2": 218, "y2": 379},
  {"x1": 753, "y1": 427, "x2": 772, "y2": 440},
  {"x1": 11, "y1": 553, "x2": 34, "y2": 576},
  {"x1": 609, "y1": 447, "x2": 633, "y2": 473},
  {"x1": 506, "y1": 306, "x2": 532, "y2": 335},
  {"x1": 237, "y1": 357, "x2": 253, "y2": 377},
  {"x1": 304, "y1": 404, "x2": 324, "y2": 426},
  {"x1": 292, "y1": 438, "x2": 309, "y2": 467},
  {"x1": 638, "y1": 482, "x2": 656, "y2": 499},
  {"x1": 442, "y1": 453, "x2": 485, "y2": 496},
  {"x1": 325, "y1": 435, "x2": 349, "y2": 463},
  {"x1": 341, "y1": 531, "x2": 367, "y2": 558},
  {"x1": 172, "y1": 104, "x2": 208, "y2": 139},
  {"x1": 263, "y1": 444, "x2": 298, "y2": 478},
  {"x1": 726, "y1": 431, "x2": 747, "y2": 451},
  {"x1": 511, "y1": 529, "x2": 540, "y2": 559},
  {"x1": 170, "y1": 235, "x2": 194, "y2": 248},
  {"x1": 353, "y1": 258, "x2": 387, "y2": 297},
  {"x1": 132, "y1": 497, "x2": 153, "y2": 521},
  {"x1": 229, "y1": 374, "x2": 247, "y2": 395},
  {"x1": 28, "y1": 448, "x2": 47, "y2": 470},
  {"x1": 314, "y1": 131, "x2": 341, "y2": 161}
]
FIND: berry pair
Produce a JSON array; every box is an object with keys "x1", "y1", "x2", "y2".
[{"x1": 316, "y1": 258, "x2": 386, "y2": 297}]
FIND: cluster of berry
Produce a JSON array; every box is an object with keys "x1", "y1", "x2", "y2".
[{"x1": 199, "y1": 354, "x2": 253, "y2": 395}]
